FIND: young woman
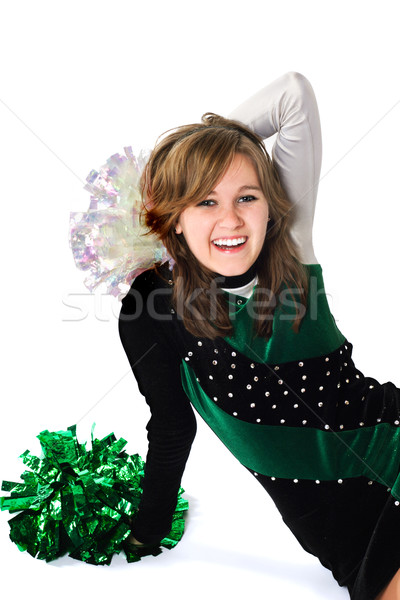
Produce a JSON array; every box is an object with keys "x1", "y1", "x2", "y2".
[{"x1": 118, "y1": 72, "x2": 400, "y2": 600}]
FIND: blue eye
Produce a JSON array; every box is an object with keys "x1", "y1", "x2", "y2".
[
  {"x1": 197, "y1": 199, "x2": 216, "y2": 206},
  {"x1": 238, "y1": 195, "x2": 257, "y2": 203}
]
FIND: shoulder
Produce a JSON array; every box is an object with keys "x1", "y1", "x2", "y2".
[
  {"x1": 120, "y1": 262, "x2": 173, "y2": 316},
  {"x1": 128, "y1": 261, "x2": 172, "y2": 295},
  {"x1": 118, "y1": 262, "x2": 186, "y2": 371}
]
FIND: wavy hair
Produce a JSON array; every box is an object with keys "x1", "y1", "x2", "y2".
[{"x1": 141, "y1": 113, "x2": 309, "y2": 339}]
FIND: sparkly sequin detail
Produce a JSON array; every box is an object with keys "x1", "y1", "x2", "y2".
[{"x1": 182, "y1": 339, "x2": 396, "y2": 432}]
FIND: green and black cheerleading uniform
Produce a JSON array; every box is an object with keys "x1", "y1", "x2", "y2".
[
  {"x1": 119, "y1": 261, "x2": 400, "y2": 599},
  {"x1": 119, "y1": 73, "x2": 400, "y2": 599}
]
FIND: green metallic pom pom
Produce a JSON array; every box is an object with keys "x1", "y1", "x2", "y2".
[{"x1": 0, "y1": 425, "x2": 188, "y2": 565}]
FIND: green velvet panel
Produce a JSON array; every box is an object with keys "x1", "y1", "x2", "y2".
[
  {"x1": 224, "y1": 263, "x2": 346, "y2": 364},
  {"x1": 181, "y1": 361, "x2": 400, "y2": 501}
]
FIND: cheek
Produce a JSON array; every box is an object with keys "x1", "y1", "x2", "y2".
[
  {"x1": 175, "y1": 215, "x2": 189, "y2": 237},
  {"x1": 181, "y1": 214, "x2": 211, "y2": 240},
  {"x1": 184, "y1": 223, "x2": 214, "y2": 263},
  {"x1": 177, "y1": 218, "x2": 202, "y2": 249},
  {"x1": 176, "y1": 208, "x2": 198, "y2": 237},
  {"x1": 254, "y1": 208, "x2": 270, "y2": 234}
]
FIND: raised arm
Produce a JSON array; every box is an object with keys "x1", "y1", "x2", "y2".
[{"x1": 228, "y1": 71, "x2": 321, "y2": 265}]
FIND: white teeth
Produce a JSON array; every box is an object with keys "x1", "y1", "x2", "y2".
[{"x1": 213, "y1": 237, "x2": 246, "y2": 247}]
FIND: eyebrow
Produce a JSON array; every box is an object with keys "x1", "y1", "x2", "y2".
[{"x1": 207, "y1": 185, "x2": 262, "y2": 195}]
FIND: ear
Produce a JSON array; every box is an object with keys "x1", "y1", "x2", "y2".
[{"x1": 175, "y1": 223, "x2": 183, "y2": 234}]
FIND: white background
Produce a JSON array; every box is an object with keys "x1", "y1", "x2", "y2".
[{"x1": 1, "y1": 1, "x2": 399, "y2": 598}]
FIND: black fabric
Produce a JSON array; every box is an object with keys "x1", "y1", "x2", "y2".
[
  {"x1": 214, "y1": 261, "x2": 257, "y2": 288},
  {"x1": 118, "y1": 263, "x2": 400, "y2": 597},
  {"x1": 249, "y1": 472, "x2": 400, "y2": 597},
  {"x1": 119, "y1": 267, "x2": 197, "y2": 544}
]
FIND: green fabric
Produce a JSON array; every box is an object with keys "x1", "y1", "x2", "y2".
[
  {"x1": 225, "y1": 263, "x2": 346, "y2": 364},
  {"x1": 181, "y1": 361, "x2": 400, "y2": 501}
]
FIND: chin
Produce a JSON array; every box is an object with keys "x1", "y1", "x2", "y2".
[{"x1": 216, "y1": 265, "x2": 250, "y2": 277}]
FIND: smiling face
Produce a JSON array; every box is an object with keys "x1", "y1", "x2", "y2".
[{"x1": 175, "y1": 154, "x2": 270, "y2": 276}]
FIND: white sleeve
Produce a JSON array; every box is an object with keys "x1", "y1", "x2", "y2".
[{"x1": 228, "y1": 71, "x2": 321, "y2": 265}]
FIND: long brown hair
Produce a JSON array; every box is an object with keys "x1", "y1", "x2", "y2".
[{"x1": 141, "y1": 113, "x2": 309, "y2": 339}]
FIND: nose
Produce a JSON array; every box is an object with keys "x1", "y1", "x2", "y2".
[{"x1": 218, "y1": 204, "x2": 244, "y2": 229}]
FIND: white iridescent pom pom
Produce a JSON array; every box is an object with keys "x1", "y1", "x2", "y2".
[{"x1": 69, "y1": 147, "x2": 170, "y2": 298}]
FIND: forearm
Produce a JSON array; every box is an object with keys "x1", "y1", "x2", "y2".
[
  {"x1": 132, "y1": 418, "x2": 196, "y2": 544},
  {"x1": 229, "y1": 71, "x2": 322, "y2": 264}
]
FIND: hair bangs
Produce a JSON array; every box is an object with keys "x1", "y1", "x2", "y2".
[{"x1": 167, "y1": 127, "x2": 241, "y2": 207}]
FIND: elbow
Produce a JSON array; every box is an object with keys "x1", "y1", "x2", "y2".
[
  {"x1": 283, "y1": 71, "x2": 318, "y2": 115},
  {"x1": 287, "y1": 71, "x2": 314, "y2": 93},
  {"x1": 285, "y1": 71, "x2": 312, "y2": 89}
]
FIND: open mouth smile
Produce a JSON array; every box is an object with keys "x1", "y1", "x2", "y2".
[{"x1": 212, "y1": 236, "x2": 248, "y2": 251}]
